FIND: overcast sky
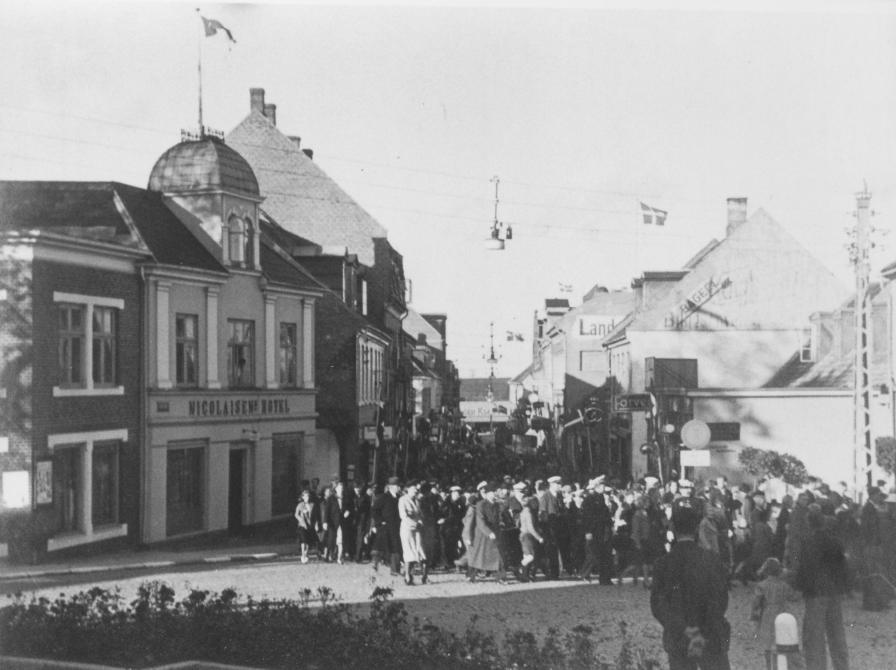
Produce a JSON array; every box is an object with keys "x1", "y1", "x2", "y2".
[{"x1": 2, "y1": 1, "x2": 895, "y2": 377}]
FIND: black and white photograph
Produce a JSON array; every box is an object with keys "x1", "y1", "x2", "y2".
[{"x1": 1, "y1": 1, "x2": 896, "y2": 668}]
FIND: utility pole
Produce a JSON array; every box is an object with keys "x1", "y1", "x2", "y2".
[
  {"x1": 852, "y1": 185, "x2": 874, "y2": 498},
  {"x1": 485, "y1": 322, "x2": 500, "y2": 437}
]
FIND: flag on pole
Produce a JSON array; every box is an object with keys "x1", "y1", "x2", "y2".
[
  {"x1": 558, "y1": 282, "x2": 573, "y2": 293},
  {"x1": 640, "y1": 202, "x2": 667, "y2": 226},
  {"x1": 506, "y1": 331, "x2": 524, "y2": 342},
  {"x1": 201, "y1": 16, "x2": 236, "y2": 43}
]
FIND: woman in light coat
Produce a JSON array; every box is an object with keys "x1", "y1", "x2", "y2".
[
  {"x1": 398, "y1": 481, "x2": 427, "y2": 584},
  {"x1": 468, "y1": 484, "x2": 502, "y2": 581}
]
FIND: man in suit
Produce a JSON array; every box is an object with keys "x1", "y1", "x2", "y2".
[
  {"x1": 351, "y1": 480, "x2": 372, "y2": 562},
  {"x1": 371, "y1": 476, "x2": 402, "y2": 575},
  {"x1": 651, "y1": 497, "x2": 731, "y2": 670}
]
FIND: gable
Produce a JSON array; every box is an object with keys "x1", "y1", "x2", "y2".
[
  {"x1": 226, "y1": 112, "x2": 387, "y2": 267},
  {"x1": 632, "y1": 209, "x2": 849, "y2": 332}
]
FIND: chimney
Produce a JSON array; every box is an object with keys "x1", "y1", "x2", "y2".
[
  {"x1": 726, "y1": 197, "x2": 747, "y2": 236},
  {"x1": 250, "y1": 88, "x2": 265, "y2": 114},
  {"x1": 302, "y1": 148, "x2": 314, "y2": 160},
  {"x1": 288, "y1": 135, "x2": 301, "y2": 149},
  {"x1": 263, "y1": 103, "x2": 277, "y2": 126}
]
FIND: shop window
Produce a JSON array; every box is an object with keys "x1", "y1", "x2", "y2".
[
  {"x1": 176, "y1": 314, "x2": 199, "y2": 386},
  {"x1": 227, "y1": 319, "x2": 255, "y2": 387},
  {"x1": 167, "y1": 444, "x2": 205, "y2": 536},
  {"x1": 271, "y1": 433, "x2": 301, "y2": 516},
  {"x1": 279, "y1": 323, "x2": 297, "y2": 387},
  {"x1": 92, "y1": 441, "x2": 119, "y2": 527}
]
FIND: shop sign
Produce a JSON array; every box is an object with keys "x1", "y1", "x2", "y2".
[
  {"x1": 668, "y1": 275, "x2": 732, "y2": 328},
  {"x1": 680, "y1": 449, "x2": 711, "y2": 467},
  {"x1": 187, "y1": 396, "x2": 291, "y2": 418},
  {"x1": 613, "y1": 394, "x2": 652, "y2": 413}
]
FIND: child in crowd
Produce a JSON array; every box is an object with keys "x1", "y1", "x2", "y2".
[{"x1": 751, "y1": 557, "x2": 801, "y2": 670}]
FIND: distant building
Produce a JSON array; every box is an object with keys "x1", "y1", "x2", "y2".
[{"x1": 604, "y1": 198, "x2": 850, "y2": 483}]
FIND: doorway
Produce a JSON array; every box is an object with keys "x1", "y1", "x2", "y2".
[{"x1": 228, "y1": 449, "x2": 245, "y2": 532}]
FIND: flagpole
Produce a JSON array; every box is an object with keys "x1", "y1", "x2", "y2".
[
  {"x1": 196, "y1": 8, "x2": 204, "y2": 135},
  {"x1": 636, "y1": 202, "x2": 643, "y2": 276}
]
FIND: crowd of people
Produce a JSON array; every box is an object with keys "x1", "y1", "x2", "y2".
[{"x1": 296, "y1": 472, "x2": 896, "y2": 669}]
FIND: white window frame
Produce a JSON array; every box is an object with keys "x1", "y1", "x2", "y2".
[
  {"x1": 53, "y1": 292, "x2": 124, "y2": 397},
  {"x1": 46, "y1": 428, "x2": 128, "y2": 551}
]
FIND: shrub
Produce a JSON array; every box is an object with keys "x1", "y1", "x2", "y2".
[{"x1": 0, "y1": 581, "x2": 661, "y2": 669}]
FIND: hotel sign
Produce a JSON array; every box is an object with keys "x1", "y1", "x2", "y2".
[{"x1": 186, "y1": 396, "x2": 291, "y2": 418}]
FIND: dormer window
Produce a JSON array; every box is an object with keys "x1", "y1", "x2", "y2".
[{"x1": 800, "y1": 327, "x2": 816, "y2": 363}]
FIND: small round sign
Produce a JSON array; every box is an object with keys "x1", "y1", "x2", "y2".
[{"x1": 680, "y1": 419, "x2": 711, "y2": 449}]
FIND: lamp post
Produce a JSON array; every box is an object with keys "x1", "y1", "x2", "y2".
[{"x1": 485, "y1": 176, "x2": 513, "y2": 250}]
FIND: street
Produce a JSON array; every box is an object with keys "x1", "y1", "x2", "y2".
[{"x1": 4, "y1": 558, "x2": 896, "y2": 669}]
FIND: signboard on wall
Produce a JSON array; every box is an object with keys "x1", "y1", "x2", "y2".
[
  {"x1": 613, "y1": 394, "x2": 652, "y2": 413},
  {"x1": 35, "y1": 460, "x2": 53, "y2": 505},
  {"x1": 680, "y1": 449, "x2": 711, "y2": 467}
]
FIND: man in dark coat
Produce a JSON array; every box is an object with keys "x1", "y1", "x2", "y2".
[
  {"x1": 579, "y1": 477, "x2": 614, "y2": 583},
  {"x1": 419, "y1": 482, "x2": 443, "y2": 570},
  {"x1": 323, "y1": 481, "x2": 354, "y2": 564},
  {"x1": 539, "y1": 476, "x2": 562, "y2": 579},
  {"x1": 441, "y1": 485, "x2": 466, "y2": 568},
  {"x1": 351, "y1": 481, "x2": 372, "y2": 562},
  {"x1": 371, "y1": 477, "x2": 402, "y2": 575},
  {"x1": 860, "y1": 486, "x2": 890, "y2": 611},
  {"x1": 795, "y1": 504, "x2": 850, "y2": 670},
  {"x1": 651, "y1": 497, "x2": 731, "y2": 670}
]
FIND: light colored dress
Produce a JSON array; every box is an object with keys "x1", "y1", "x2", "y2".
[{"x1": 398, "y1": 493, "x2": 427, "y2": 563}]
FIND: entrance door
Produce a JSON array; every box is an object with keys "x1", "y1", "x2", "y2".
[{"x1": 229, "y1": 450, "x2": 245, "y2": 532}]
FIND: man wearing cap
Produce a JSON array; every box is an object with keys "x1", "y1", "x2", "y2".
[
  {"x1": 371, "y1": 477, "x2": 402, "y2": 576},
  {"x1": 539, "y1": 476, "x2": 563, "y2": 579},
  {"x1": 580, "y1": 476, "x2": 614, "y2": 583},
  {"x1": 651, "y1": 496, "x2": 731, "y2": 670}
]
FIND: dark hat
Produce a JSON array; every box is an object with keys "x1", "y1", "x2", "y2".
[
  {"x1": 672, "y1": 497, "x2": 704, "y2": 534},
  {"x1": 405, "y1": 479, "x2": 419, "y2": 489},
  {"x1": 387, "y1": 476, "x2": 401, "y2": 486},
  {"x1": 483, "y1": 482, "x2": 497, "y2": 493}
]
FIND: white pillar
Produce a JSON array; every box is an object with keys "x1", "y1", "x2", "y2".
[
  {"x1": 156, "y1": 282, "x2": 172, "y2": 389},
  {"x1": 265, "y1": 295, "x2": 278, "y2": 389},
  {"x1": 302, "y1": 299, "x2": 314, "y2": 388},
  {"x1": 82, "y1": 442, "x2": 93, "y2": 535},
  {"x1": 206, "y1": 287, "x2": 221, "y2": 389}
]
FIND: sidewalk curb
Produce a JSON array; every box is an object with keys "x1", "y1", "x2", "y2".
[{"x1": 0, "y1": 551, "x2": 295, "y2": 583}]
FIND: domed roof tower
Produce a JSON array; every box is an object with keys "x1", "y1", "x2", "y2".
[
  {"x1": 148, "y1": 136, "x2": 259, "y2": 197},
  {"x1": 148, "y1": 133, "x2": 263, "y2": 269}
]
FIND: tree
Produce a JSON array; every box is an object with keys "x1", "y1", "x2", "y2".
[
  {"x1": 876, "y1": 436, "x2": 896, "y2": 477},
  {"x1": 738, "y1": 446, "x2": 810, "y2": 487}
]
